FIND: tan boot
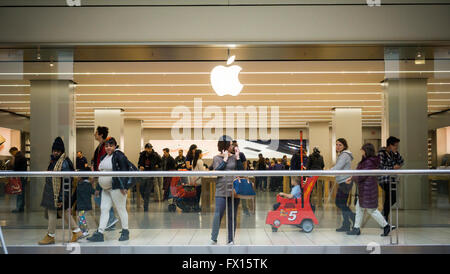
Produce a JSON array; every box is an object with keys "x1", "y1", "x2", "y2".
[
  {"x1": 38, "y1": 234, "x2": 55, "y2": 245},
  {"x1": 71, "y1": 231, "x2": 83, "y2": 243}
]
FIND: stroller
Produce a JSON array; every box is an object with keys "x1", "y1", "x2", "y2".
[
  {"x1": 265, "y1": 176, "x2": 319, "y2": 233},
  {"x1": 167, "y1": 169, "x2": 197, "y2": 213}
]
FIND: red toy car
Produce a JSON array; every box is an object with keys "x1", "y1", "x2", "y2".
[{"x1": 265, "y1": 176, "x2": 319, "y2": 233}]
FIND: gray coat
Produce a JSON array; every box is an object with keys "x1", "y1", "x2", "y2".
[
  {"x1": 331, "y1": 150, "x2": 354, "y2": 184},
  {"x1": 213, "y1": 155, "x2": 243, "y2": 197}
]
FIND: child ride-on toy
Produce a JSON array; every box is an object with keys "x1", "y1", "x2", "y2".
[{"x1": 265, "y1": 176, "x2": 319, "y2": 233}]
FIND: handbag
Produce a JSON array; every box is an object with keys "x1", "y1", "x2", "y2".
[
  {"x1": 5, "y1": 177, "x2": 22, "y2": 195},
  {"x1": 233, "y1": 177, "x2": 256, "y2": 199}
]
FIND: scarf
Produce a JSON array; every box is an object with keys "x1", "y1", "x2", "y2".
[{"x1": 52, "y1": 153, "x2": 66, "y2": 207}]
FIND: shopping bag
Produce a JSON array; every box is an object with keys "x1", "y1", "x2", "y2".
[
  {"x1": 233, "y1": 177, "x2": 255, "y2": 199},
  {"x1": 5, "y1": 177, "x2": 22, "y2": 195}
]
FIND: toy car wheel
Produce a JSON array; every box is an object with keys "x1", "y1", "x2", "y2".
[
  {"x1": 301, "y1": 219, "x2": 314, "y2": 233},
  {"x1": 273, "y1": 219, "x2": 281, "y2": 228},
  {"x1": 271, "y1": 226, "x2": 278, "y2": 232}
]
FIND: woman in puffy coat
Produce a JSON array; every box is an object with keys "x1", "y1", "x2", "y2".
[{"x1": 346, "y1": 143, "x2": 395, "y2": 236}]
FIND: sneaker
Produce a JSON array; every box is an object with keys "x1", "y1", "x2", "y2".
[
  {"x1": 381, "y1": 224, "x2": 396, "y2": 237},
  {"x1": 119, "y1": 229, "x2": 129, "y2": 241},
  {"x1": 346, "y1": 228, "x2": 361, "y2": 236},
  {"x1": 87, "y1": 231, "x2": 104, "y2": 242},
  {"x1": 80, "y1": 230, "x2": 90, "y2": 239},
  {"x1": 105, "y1": 218, "x2": 119, "y2": 231},
  {"x1": 227, "y1": 241, "x2": 234, "y2": 245},
  {"x1": 38, "y1": 234, "x2": 55, "y2": 245},
  {"x1": 209, "y1": 240, "x2": 217, "y2": 245}
]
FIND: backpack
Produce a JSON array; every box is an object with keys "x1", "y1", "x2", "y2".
[{"x1": 126, "y1": 159, "x2": 139, "y2": 189}]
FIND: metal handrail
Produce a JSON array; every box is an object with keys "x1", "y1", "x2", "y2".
[{"x1": 0, "y1": 169, "x2": 449, "y2": 177}]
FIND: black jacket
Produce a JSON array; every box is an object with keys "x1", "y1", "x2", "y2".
[
  {"x1": 100, "y1": 150, "x2": 131, "y2": 190},
  {"x1": 162, "y1": 155, "x2": 176, "y2": 171},
  {"x1": 13, "y1": 151, "x2": 27, "y2": 171},
  {"x1": 307, "y1": 152, "x2": 325, "y2": 170},
  {"x1": 138, "y1": 151, "x2": 162, "y2": 171}
]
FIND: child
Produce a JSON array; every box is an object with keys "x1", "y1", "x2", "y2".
[
  {"x1": 75, "y1": 168, "x2": 94, "y2": 238},
  {"x1": 273, "y1": 177, "x2": 302, "y2": 210}
]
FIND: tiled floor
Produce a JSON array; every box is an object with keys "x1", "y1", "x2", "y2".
[
  {"x1": 1, "y1": 191, "x2": 449, "y2": 249},
  {"x1": 3, "y1": 227, "x2": 450, "y2": 247}
]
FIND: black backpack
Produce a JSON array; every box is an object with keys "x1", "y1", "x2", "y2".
[{"x1": 126, "y1": 159, "x2": 139, "y2": 189}]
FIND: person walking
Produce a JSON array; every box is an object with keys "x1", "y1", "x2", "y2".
[
  {"x1": 331, "y1": 138, "x2": 356, "y2": 232},
  {"x1": 9, "y1": 147, "x2": 27, "y2": 213},
  {"x1": 210, "y1": 135, "x2": 244, "y2": 245},
  {"x1": 191, "y1": 149, "x2": 207, "y2": 212},
  {"x1": 38, "y1": 137, "x2": 82, "y2": 245},
  {"x1": 138, "y1": 143, "x2": 162, "y2": 211},
  {"x1": 87, "y1": 137, "x2": 130, "y2": 242},
  {"x1": 74, "y1": 167, "x2": 94, "y2": 238},
  {"x1": 76, "y1": 151, "x2": 88, "y2": 171},
  {"x1": 307, "y1": 147, "x2": 325, "y2": 171},
  {"x1": 161, "y1": 148, "x2": 176, "y2": 201},
  {"x1": 256, "y1": 154, "x2": 267, "y2": 191},
  {"x1": 347, "y1": 143, "x2": 396, "y2": 236},
  {"x1": 378, "y1": 136, "x2": 404, "y2": 222},
  {"x1": 92, "y1": 126, "x2": 118, "y2": 230}
]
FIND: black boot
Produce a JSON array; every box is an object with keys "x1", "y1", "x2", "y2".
[
  {"x1": 87, "y1": 231, "x2": 104, "y2": 242},
  {"x1": 347, "y1": 227, "x2": 361, "y2": 235},
  {"x1": 119, "y1": 229, "x2": 129, "y2": 241}
]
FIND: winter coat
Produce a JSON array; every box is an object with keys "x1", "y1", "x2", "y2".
[
  {"x1": 307, "y1": 152, "x2": 324, "y2": 170},
  {"x1": 100, "y1": 149, "x2": 131, "y2": 190},
  {"x1": 161, "y1": 155, "x2": 176, "y2": 171},
  {"x1": 331, "y1": 150, "x2": 353, "y2": 184},
  {"x1": 138, "y1": 151, "x2": 162, "y2": 171},
  {"x1": 41, "y1": 155, "x2": 74, "y2": 210},
  {"x1": 74, "y1": 179, "x2": 94, "y2": 211},
  {"x1": 290, "y1": 152, "x2": 308, "y2": 171},
  {"x1": 354, "y1": 156, "x2": 380, "y2": 209},
  {"x1": 13, "y1": 151, "x2": 27, "y2": 171}
]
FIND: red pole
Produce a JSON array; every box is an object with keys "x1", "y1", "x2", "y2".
[{"x1": 300, "y1": 130, "x2": 304, "y2": 187}]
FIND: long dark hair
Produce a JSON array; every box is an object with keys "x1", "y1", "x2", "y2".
[
  {"x1": 187, "y1": 144, "x2": 197, "y2": 159},
  {"x1": 336, "y1": 138, "x2": 348, "y2": 151},
  {"x1": 361, "y1": 143, "x2": 376, "y2": 160},
  {"x1": 193, "y1": 149, "x2": 202, "y2": 169}
]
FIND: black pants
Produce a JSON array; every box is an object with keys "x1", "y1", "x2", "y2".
[
  {"x1": 140, "y1": 178, "x2": 154, "y2": 209},
  {"x1": 335, "y1": 183, "x2": 355, "y2": 228},
  {"x1": 382, "y1": 182, "x2": 397, "y2": 222},
  {"x1": 194, "y1": 185, "x2": 202, "y2": 209}
]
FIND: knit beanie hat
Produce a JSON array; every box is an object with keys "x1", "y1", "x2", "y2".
[{"x1": 52, "y1": 137, "x2": 65, "y2": 153}]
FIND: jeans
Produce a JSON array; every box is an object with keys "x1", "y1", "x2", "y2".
[
  {"x1": 16, "y1": 178, "x2": 27, "y2": 210},
  {"x1": 211, "y1": 197, "x2": 240, "y2": 243},
  {"x1": 153, "y1": 177, "x2": 164, "y2": 202},
  {"x1": 139, "y1": 178, "x2": 153, "y2": 209},
  {"x1": 94, "y1": 189, "x2": 116, "y2": 225},
  {"x1": 382, "y1": 182, "x2": 397, "y2": 222},
  {"x1": 335, "y1": 183, "x2": 355, "y2": 228}
]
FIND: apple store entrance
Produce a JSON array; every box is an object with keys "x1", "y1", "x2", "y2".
[{"x1": 0, "y1": 44, "x2": 449, "y2": 253}]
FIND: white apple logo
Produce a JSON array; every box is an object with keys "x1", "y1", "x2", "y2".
[{"x1": 210, "y1": 55, "x2": 243, "y2": 96}]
